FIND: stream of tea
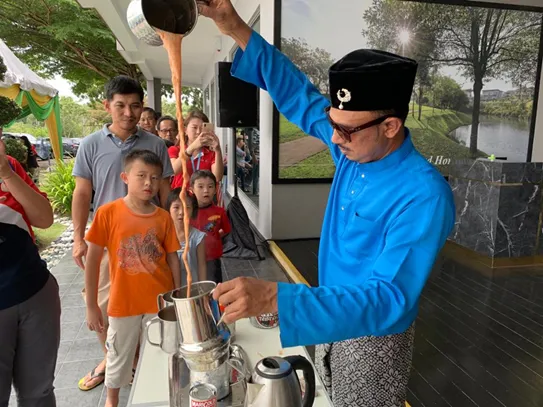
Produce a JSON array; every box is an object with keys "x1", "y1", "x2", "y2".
[{"x1": 159, "y1": 31, "x2": 192, "y2": 297}]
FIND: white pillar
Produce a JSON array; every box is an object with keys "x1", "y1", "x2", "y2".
[{"x1": 146, "y1": 78, "x2": 162, "y2": 115}]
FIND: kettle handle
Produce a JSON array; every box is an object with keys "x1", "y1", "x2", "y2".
[{"x1": 284, "y1": 355, "x2": 316, "y2": 407}]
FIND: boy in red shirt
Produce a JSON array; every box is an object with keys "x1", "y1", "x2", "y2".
[
  {"x1": 189, "y1": 170, "x2": 231, "y2": 283},
  {"x1": 84, "y1": 150, "x2": 181, "y2": 407}
]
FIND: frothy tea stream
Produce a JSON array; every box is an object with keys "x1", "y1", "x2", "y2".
[{"x1": 159, "y1": 30, "x2": 192, "y2": 297}]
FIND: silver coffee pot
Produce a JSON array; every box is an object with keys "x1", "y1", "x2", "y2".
[
  {"x1": 127, "y1": 0, "x2": 202, "y2": 46},
  {"x1": 244, "y1": 355, "x2": 316, "y2": 407}
]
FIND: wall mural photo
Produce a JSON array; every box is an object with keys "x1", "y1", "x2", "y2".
[{"x1": 278, "y1": 0, "x2": 543, "y2": 180}]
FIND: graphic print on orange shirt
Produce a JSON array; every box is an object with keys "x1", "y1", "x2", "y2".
[{"x1": 117, "y1": 227, "x2": 163, "y2": 273}]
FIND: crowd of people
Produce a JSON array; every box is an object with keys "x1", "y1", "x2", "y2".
[
  {"x1": 71, "y1": 76, "x2": 232, "y2": 407},
  {"x1": 0, "y1": 75, "x2": 233, "y2": 407}
]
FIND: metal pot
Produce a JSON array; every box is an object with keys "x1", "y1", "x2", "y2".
[
  {"x1": 126, "y1": 0, "x2": 163, "y2": 46},
  {"x1": 140, "y1": 0, "x2": 200, "y2": 37}
]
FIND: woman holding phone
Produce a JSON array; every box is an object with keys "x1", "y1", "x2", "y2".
[{"x1": 168, "y1": 110, "x2": 224, "y2": 189}]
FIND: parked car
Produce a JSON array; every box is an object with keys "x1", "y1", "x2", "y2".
[
  {"x1": 2, "y1": 132, "x2": 50, "y2": 160},
  {"x1": 2, "y1": 132, "x2": 78, "y2": 159},
  {"x1": 62, "y1": 138, "x2": 79, "y2": 157}
]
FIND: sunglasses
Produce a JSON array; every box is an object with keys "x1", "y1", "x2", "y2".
[{"x1": 325, "y1": 106, "x2": 396, "y2": 143}]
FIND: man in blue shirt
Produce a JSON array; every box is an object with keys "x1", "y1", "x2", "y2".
[{"x1": 200, "y1": 1, "x2": 455, "y2": 405}]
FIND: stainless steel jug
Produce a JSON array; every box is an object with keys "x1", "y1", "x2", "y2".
[
  {"x1": 126, "y1": 0, "x2": 163, "y2": 46},
  {"x1": 171, "y1": 281, "x2": 223, "y2": 345},
  {"x1": 145, "y1": 306, "x2": 180, "y2": 354},
  {"x1": 157, "y1": 288, "x2": 176, "y2": 310},
  {"x1": 244, "y1": 356, "x2": 316, "y2": 407},
  {"x1": 140, "y1": 0, "x2": 200, "y2": 36}
]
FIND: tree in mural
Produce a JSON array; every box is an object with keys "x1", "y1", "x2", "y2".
[
  {"x1": 434, "y1": 8, "x2": 540, "y2": 156},
  {"x1": 430, "y1": 75, "x2": 470, "y2": 112},
  {"x1": 281, "y1": 37, "x2": 335, "y2": 94},
  {"x1": 502, "y1": 19, "x2": 541, "y2": 100},
  {"x1": 363, "y1": 0, "x2": 440, "y2": 121},
  {"x1": 363, "y1": 0, "x2": 541, "y2": 157}
]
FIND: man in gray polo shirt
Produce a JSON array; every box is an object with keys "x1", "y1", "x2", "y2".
[{"x1": 71, "y1": 76, "x2": 174, "y2": 391}]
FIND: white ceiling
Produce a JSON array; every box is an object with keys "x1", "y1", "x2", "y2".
[{"x1": 77, "y1": 0, "x2": 222, "y2": 87}]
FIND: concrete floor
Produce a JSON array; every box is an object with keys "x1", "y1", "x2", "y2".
[{"x1": 8, "y1": 250, "x2": 288, "y2": 407}]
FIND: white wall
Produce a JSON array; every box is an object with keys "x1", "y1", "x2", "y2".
[
  {"x1": 271, "y1": 184, "x2": 330, "y2": 239},
  {"x1": 529, "y1": 67, "x2": 543, "y2": 161}
]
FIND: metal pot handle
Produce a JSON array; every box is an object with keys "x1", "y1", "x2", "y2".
[
  {"x1": 157, "y1": 293, "x2": 164, "y2": 311},
  {"x1": 145, "y1": 317, "x2": 161, "y2": 348},
  {"x1": 208, "y1": 289, "x2": 225, "y2": 327}
]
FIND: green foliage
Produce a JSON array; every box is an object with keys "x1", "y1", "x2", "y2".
[
  {"x1": 34, "y1": 223, "x2": 66, "y2": 249},
  {"x1": 161, "y1": 99, "x2": 192, "y2": 119},
  {"x1": 7, "y1": 122, "x2": 49, "y2": 138},
  {"x1": 9, "y1": 96, "x2": 107, "y2": 138},
  {"x1": 281, "y1": 37, "x2": 334, "y2": 94},
  {"x1": 361, "y1": 0, "x2": 541, "y2": 155},
  {"x1": 279, "y1": 115, "x2": 307, "y2": 144},
  {"x1": 482, "y1": 97, "x2": 534, "y2": 121},
  {"x1": 3, "y1": 137, "x2": 27, "y2": 166},
  {"x1": 0, "y1": 0, "x2": 142, "y2": 101},
  {"x1": 429, "y1": 75, "x2": 470, "y2": 112},
  {"x1": 0, "y1": 56, "x2": 22, "y2": 127},
  {"x1": 279, "y1": 105, "x2": 483, "y2": 179},
  {"x1": 42, "y1": 161, "x2": 76, "y2": 215},
  {"x1": 162, "y1": 86, "x2": 203, "y2": 112}
]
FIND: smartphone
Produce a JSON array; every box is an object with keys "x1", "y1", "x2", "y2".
[{"x1": 202, "y1": 122, "x2": 215, "y2": 133}]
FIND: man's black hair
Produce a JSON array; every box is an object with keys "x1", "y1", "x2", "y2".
[
  {"x1": 105, "y1": 75, "x2": 144, "y2": 103},
  {"x1": 157, "y1": 115, "x2": 178, "y2": 129},
  {"x1": 190, "y1": 170, "x2": 217, "y2": 186},
  {"x1": 143, "y1": 107, "x2": 160, "y2": 121},
  {"x1": 166, "y1": 187, "x2": 198, "y2": 219},
  {"x1": 124, "y1": 149, "x2": 163, "y2": 173}
]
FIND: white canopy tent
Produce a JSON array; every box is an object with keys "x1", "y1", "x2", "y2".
[{"x1": 0, "y1": 39, "x2": 63, "y2": 159}]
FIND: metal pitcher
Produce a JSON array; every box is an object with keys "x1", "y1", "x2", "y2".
[
  {"x1": 157, "y1": 288, "x2": 176, "y2": 310},
  {"x1": 171, "y1": 281, "x2": 223, "y2": 345},
  {"x1": 145, "y1": 306, "x2": 180, "y2": 354},
  {"x1": 126, "y1": 0, "x2": 163, "y2": 46},
  {"x1": 140, "y1": 0, "x2": 200, "y2": 37}
]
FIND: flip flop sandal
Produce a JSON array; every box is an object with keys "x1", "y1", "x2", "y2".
[{"x1": 78, "y1": 366, "x2": 105, "y2": 391}]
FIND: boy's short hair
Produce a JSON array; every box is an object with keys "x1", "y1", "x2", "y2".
[
  {"x1": 124, "y1": 149, "x2": 163, "y2": 173},
  {"x1": 166, "y1": 187, "x2": 198, "y2": 219},
  {"x1": 105, "y1": 75, "x2": 144, "y2": 103},
  {"x1": 190, "y1": 170, "x2": 217, "y2": 186}
]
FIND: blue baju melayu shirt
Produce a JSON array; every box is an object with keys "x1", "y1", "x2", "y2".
[{"x1": 231, "y1": 32, "x2": 456, "y2": 348}]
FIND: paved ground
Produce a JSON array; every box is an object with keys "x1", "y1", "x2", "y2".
[
  {"x1": 9, "y1": 249, "x2": 288, "y2": 407},
  {"x1": 279, "y1": 136, "x2": 328, "y2": 168}
]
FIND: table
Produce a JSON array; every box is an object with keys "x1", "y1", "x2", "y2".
[{"x1": 127, "y1": 318, "x2": 334, "y2": 407}]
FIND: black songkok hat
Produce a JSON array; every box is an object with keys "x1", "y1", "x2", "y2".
[{"x1": 328, "y1": 49, "x2": 418, "y2": 112}]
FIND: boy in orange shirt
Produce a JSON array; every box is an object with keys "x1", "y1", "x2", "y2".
[{"x1": 84, "y1": 150, "x2": 181, "y2": 407}]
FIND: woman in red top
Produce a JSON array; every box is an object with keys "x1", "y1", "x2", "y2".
[
  {"x1": 168, "y1": 110, "x2": 224, "y2": 189},
  {"x1": 0, "y1": 138, "x2": 60, "y2": 406}
]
